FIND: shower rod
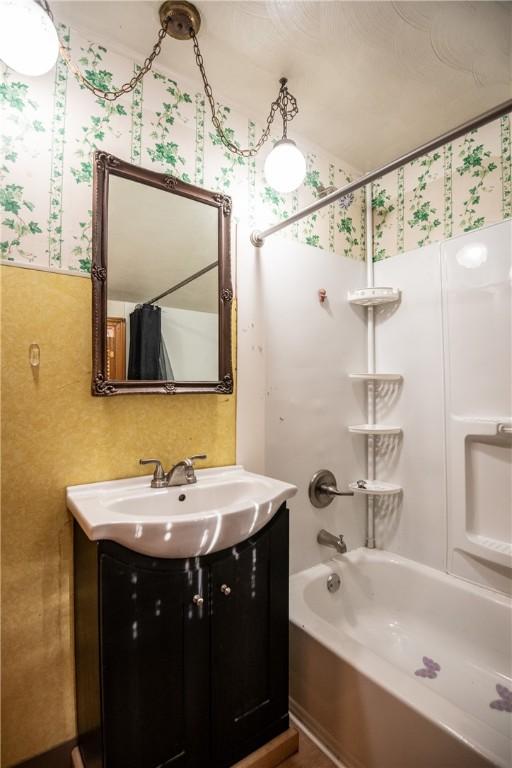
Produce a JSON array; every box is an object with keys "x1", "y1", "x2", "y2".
[
  {"x1": 145, "y1": 260, "x2": 217, "y2": 306},
  {"x1": 250, "y1": 97, "x2": 512, "y2": 247}
]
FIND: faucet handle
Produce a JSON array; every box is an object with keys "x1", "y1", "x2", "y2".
[
  {"x1": 139, "y1": 459, "x2": 166, "y2": 487},
  {"x1": 178, "y1": 454, "x2": 207, "y2": 485},
  {"x1": 188, "y1": 454, "x2": 207, "y2": 464}
]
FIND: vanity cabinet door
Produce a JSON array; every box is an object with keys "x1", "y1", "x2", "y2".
[
  {"x1": 209, "y1": 505, "x2": 289, "y2": 767},
  {"x1": 99, "y1": 552, "x2": 209, "y2": 768}
]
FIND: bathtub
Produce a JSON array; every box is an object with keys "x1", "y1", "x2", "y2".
[{"x1": 289, "y1": 549, "x2": 512, "y2": 768}]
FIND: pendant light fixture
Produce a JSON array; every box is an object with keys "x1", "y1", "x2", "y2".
[
  {"x1": 0, "y1": 0, "x2": 59, "y2": 76},
  {"x1": 264, "y1": 138, "x2": 307, "y2": 195},
  {"x1": 0, "y1": 0, "x2": 306, "y2": 192}
]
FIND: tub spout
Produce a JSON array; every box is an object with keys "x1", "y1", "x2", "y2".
[{"x1": 317, "y1": 529, "x2": 347, "y2": 554}]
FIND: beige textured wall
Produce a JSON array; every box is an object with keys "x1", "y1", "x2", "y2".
[{"x1": 0, "y1": 266, "x2": 236, "y2": 767}]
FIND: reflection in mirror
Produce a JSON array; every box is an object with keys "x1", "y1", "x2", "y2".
[
  {"x1": 106, "y1": 175, "x2": 219, "y2": 382},
  {"x1": 92, "y1": 152, "x2": 232, "y2": 396}
]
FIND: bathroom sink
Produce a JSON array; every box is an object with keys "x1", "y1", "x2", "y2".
[{"x1": 67, "y1": 465, "x2": 297, "y2": 558}]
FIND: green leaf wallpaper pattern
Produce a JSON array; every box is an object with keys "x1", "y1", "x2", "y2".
[
  {"x1": 405, "y1": 151, "x2": 443, "y2": 250},
  {"x1": 130, "y1": 65, "x2": 143, "y2": 166},
  {"x1": 372, "y1": 180, "x2": 396, "y2": 262},
  {"x1": 456, "y1": 130, "x2": 498, "y2": 232},
  {"x1": 1, "y1": 65, "x2": 52, "y2": 263},
  {"x1": 70, "y1": 42, "x2": 128, "y2": 187},
  {"x1": 145, "y1": 71, "x2": 193, "y2": 182},
  {"x1": 302, "y1": 157, "x2": 325, "y2": 249},
  {"x1": 1, "y1": 24, "x2": 365, "y2": 272},
  {"x1": 372, "y1": 114, "x2": 510, "y2": 260},
  {"x1": 60, "y1": 28, "x2": 133, "y2": 273},
  {"x1": 500, "y1": 115, "x2": 511, "y2": 219},
  {"x1": 1, "y1": 23, "x2": 510, "y2": 273},
  {"x1": 48, "y1": 25, "x2": 69, "y2": 267},
  {"x1": 443, "y1": 143, "x2": 453, "y2": 239},
  {"x1": 194, "y1": 93, "x2": 205, "y2": 187},
  {"x1": 247, "y1": 120, "x2": 257, "y2": 229},
  {"x1": 208, "y1": 104, "x2": 245, "y2": 192}
]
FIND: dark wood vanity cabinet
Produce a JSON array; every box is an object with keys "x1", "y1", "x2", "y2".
[
  {"x1": 100, "y1": 555, "x2": 210, "y2": 768},
  {"x1": 209, "y1": 511, "x2": 289, "y2": 766},
  {"x1": 74, "y1": 504, "x2": 289, "y2": 768}
]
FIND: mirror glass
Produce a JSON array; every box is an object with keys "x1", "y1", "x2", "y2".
[{"x1": 106, "y1": 174, "x2": 219, "y2": 382}]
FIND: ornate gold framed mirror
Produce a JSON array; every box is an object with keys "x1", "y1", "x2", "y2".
[{"x1": 91, "y1": 151, "x2": 233, "y2": 396}]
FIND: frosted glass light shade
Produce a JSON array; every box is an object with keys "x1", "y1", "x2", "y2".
[
  {"x1": 264, "y1": 139, "x2": 306, "y2": 194},
  {"x1": 0, "y1": 0, "x2": 59, "y2": 76}
]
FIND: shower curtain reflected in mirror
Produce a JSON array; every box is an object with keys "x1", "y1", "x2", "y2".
[{"x1": 128, "y1": 304, "x2": 174, "y2": 380}]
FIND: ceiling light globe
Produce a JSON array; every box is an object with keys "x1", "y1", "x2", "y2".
[
  {"x1": 0, "y1": 0, "x2": 59, "y2": 76},
  {"x1": 264, "y1": 139, "x2": 306, "y2": 194}
]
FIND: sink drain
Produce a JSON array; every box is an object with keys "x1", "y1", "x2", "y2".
[{"x1": 327, "y1": 573, "x2": 341, "y2": 593}]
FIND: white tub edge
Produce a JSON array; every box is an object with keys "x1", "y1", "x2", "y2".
[{"x1": 289, "y1": 548, "x2": 511, "y2": 768}]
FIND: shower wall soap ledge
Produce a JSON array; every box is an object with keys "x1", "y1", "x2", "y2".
[
  {"x1": 348, "y1": 424, "x2": 402, "y2": 435},
  {"x1": 347, "y1": 287, "x2": 401, "y2": 306},
  {"x1": 349, "y1": 373, "x2": 403, "y2": 381}
]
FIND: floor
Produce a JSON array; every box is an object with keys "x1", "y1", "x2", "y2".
[
  {"x1": 71, "y1": 727, "x2": 341, "y2": 768},
  {"x1": 281, "y1": 727, "x2": 339, "y2": 767}
]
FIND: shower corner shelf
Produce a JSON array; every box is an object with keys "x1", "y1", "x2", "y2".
[
  {"x1": 347, "y1": 287, "x2": 401, "y2": 306},
  {"x1": 348, "y1": 424, "x2": 402, "y2": 435},
  {"x1": 349, "y1": 373, "x2": 403, "y2": 382},
  {"x1": 349, "y1": 480, "x2": 402, "y2": 496}
]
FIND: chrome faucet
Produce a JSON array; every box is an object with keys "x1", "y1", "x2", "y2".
[
  {"x1": 317, "y1": 529, "x2": 347, "y2": 554},
  {"x1": 139, "y1": 455, "x2": 207, "y2": 488}
]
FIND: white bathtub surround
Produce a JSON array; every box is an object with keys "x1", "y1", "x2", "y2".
[
  {"x1": 290, "y1": 548, "x2": 512, "y2": 768},
  {"x1": 374, "y1": 219, "x2": 512, "y2": 594},
  {"x1": 442, "y1": 222, "x2": 512, "y2": 583},
  {"x1": 235, "y1": 224, "x2": 267, "y2": 475},
  {"x1": 374, "y1": 243, "x2": 446, "y2": 570},
  {"x1": 263, "y1": 238, "x2": 367, "y2": 573},
  {"x1": 237, "y1": 233, "x2": 368, "y2": 572},
  {"x1": 236, "y1": 214, "x2": 512, "y2": 764}
]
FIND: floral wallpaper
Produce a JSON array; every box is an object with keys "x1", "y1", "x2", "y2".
[
  {"x1": 0, "y1": 23, "x2": 365, "y2": 275},
  {"x1": 2, "y1": 22, "x2": 509, "y2": 272},
  {"x1": 372, "y1": 114, "x2": 512, "y2": 260}
]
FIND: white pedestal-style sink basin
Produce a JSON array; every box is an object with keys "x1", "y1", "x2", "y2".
[{"x1": 67, "y1": 465, "x2": 297, "y2": 558}]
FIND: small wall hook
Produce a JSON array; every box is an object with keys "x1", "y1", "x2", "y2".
[
  {"x1": 29, "y1": 343, "x2": 40, "y2": 368},
  {"x1": 318, "y1": 288, "x2": 327, "y2": 304}
]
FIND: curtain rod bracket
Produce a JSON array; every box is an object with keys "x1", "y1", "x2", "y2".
[{"x1": 250, "y1": 230, "x2": 264, "y2": 248}]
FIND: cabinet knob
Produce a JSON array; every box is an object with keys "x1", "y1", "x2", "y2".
[
  {"x1": 192, "y1": 594, "x2": 204, "y2": 606},
  {"x1": 220, "y1": 584, "x2": 231, "y2": 596}
]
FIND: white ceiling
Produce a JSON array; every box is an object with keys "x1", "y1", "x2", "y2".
[{"x1": 55, "y1": 1, "x2": 512, "y2": 171}]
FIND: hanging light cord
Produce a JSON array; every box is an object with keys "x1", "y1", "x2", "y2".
[
  {"x1": 38, "y1": 0, "x2": 299, "y2": 155},
  {"x1": 39, "y1": 0, "x2": 169, "y2": 101},
  {"x1": 61, "y1": 26, "x2": 169, "y2": 101},
  {"x1": 190, "y1": 30, "x2": 298, "y2": 158}
]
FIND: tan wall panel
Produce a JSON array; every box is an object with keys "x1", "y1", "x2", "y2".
[{"x1": 1, "y1": 266, "x2": 236, "y2": 766}]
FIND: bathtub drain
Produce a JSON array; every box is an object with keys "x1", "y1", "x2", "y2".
[{"x1": 327, "y1": 573, "x2": 341, "y2": 593}]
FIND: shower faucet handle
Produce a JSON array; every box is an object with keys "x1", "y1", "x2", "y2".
[
  {"x1": 320, "y1": 484, "x2": 355, "y2": 497},
  {"x1": 309, "y1": 469, "x2": 354, "y2": 508}
]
